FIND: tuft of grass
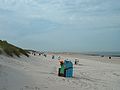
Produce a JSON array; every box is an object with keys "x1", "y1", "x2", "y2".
[
  {"x1": 0, "y1": 50, "x2": 2, "y2": 54},
  {"x1": 0, "y1": 40, "x2": 29, "y2": 57}
]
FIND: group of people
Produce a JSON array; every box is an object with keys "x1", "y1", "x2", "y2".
[
  {"x1": 31, "y1": 51, "x2": 47, "y2": 57},
  {"x1": 51, "y1": 55, "x2": 61, "y2": 60}
]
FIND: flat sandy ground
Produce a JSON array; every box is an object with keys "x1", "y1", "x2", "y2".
[
  {"x1": 0, "y1": 53, "x2": 120, "y2": 90},
  {"x1": 56, "y1": 53, "x2": 120, "y2": 64}
]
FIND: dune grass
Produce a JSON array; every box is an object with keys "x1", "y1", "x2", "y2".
[{"x1": 0, "y1": 40, "x2": 29, "y2": 57}]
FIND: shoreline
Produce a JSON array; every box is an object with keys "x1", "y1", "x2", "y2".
[
  {"x1": 49, "y1": 52, "x2": 120, "y2": 57},
  {"x1": 50, "y1": 53, "x2": 120, "y2": 64}
]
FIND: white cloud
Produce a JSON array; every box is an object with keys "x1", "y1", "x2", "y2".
[{"x1": 0, "y1": 0, "x2": 120, "y2": 51}]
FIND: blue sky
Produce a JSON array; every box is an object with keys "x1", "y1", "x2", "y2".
[{"x1": 0, "y1": 0, "x2": 120, "y2": 52}]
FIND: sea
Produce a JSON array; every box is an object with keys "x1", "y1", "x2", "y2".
[{"x1": 83, "y1": 51, "x2": 120, "y2": 57}]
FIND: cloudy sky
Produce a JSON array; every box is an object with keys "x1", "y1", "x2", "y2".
[{"x1": 0, "y1": 0, "x2": 120, "y2": 52}]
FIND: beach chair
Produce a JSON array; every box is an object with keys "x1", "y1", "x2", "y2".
[{"x1": 58, "y1": 60, "x2": 73, "y2": 77}]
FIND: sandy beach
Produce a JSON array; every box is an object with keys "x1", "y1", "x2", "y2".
[
  {"x1": 0, "y1": 0, "x2": 120, "y2": 90},
  {"x1": 0, "y1": 53, "x2": 120, "y2": 90}
]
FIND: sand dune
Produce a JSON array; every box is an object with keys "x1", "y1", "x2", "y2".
[{"x1": 0, "y1": 54, "x2": 120, "y2": 90}]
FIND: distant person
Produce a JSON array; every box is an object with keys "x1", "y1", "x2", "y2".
[
  {"x1": 44, "y1": 54, "x2": 47, "y2": 57},
  {"x1": 52, "y1": 55, "x2": 55, "y2": 59},
  {"x1": 34, "y1": 53, "x2": 35, "y2": 56},
  {"x1": 58, "y1": 56, "x2": 61, "y2": 60},
  {"x1": 75, "y1": 60, "x2": 77, "y2": 65},
  {"x1": 109, "y1": 57, "x2": 111, "y2": 59},
  {"x1": 75, "y1": 59, "x2": 79, "y2": 65}
]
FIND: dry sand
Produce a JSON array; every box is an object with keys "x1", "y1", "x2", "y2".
[{"x1": 0, "y1": 53, "x2": 120, "y2": 90}]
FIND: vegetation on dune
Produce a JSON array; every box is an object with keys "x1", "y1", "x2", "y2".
[
  {"x1": 0, "y1": 40, "x2": 29, "y2": 57},
  {"x1": 0, "y1": 49, "x2": 2, "y2": 54}
]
